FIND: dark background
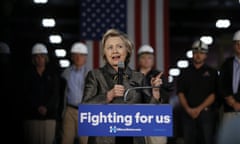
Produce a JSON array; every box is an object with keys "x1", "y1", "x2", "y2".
[{"x1": 1, "y1": 0, "x2": 240, "y2": 70}]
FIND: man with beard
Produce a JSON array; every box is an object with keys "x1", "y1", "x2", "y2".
[{"x1": 176, "y1": 40, "x2": 218, "y2": 144}]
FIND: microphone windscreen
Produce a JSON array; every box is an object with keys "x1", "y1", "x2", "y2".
[{"x1": 118, "y1": 61, "x2": 125, "y2": 69}]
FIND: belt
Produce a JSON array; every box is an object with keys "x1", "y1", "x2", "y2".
[{"x1": 67, "y1": 104, "x2": 78, "y2": 109}]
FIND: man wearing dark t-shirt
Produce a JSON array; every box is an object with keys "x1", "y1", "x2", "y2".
[{"x1": 176, "y1": 40, "x2": 218, "y2": 144}]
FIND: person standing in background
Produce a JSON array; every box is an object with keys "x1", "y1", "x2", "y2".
[
  {"x1": 136, "y1": 44, "x2": 172, "y2": 144},
  {"x1": 60, "y1": 42, "x2": 90, "y2": 144},
  {"x1": 176, "y1": 40, "x2": 218, "y2": 144},
  {"x1": 218, "y1": 30, "x2": 240, "y2": 123},
  {"x1": 23, "y1": 43, "x2": 60, "y2": 144},
  {"x1": 0, "y1": 42, "x2": 15, "y2": 143}
]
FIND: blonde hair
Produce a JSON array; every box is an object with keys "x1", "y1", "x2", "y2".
[{"x1": 101, "y1": 29, "x2": 134, "y2": 65}]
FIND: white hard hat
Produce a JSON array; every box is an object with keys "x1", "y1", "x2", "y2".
[
  {"x1": 138, "y1": 44, "x2": 154, "y2": 55},
  {"x1": 0, "y1": 42, "x2": 10, "y2": 54},
  {"x1": 70, "y1": 42, "x2": 88, "y2": 54},
  {"x1": 32, "y1": 43, "x2": 48, "y2": 54},
  {"x1": 192, "y1": 40, "x2": 208, "y2": 53},
  {"x1": 233, "y1": 30, "x2": 240, "y2": 41}
]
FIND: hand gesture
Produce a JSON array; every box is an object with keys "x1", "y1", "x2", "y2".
[
  {"x1": 107, "y1": 84, "x2": 125, "y2": 102},
  {"x1": 151, "y1": 72, "x2": 163, "y2": 89}
]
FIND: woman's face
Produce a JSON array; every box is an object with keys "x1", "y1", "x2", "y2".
[{"x1": 104, "y1": 36, "x2": 128, "y2": 68}]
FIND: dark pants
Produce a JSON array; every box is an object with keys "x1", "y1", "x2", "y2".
[
  {"x1": 181, "y1": 108, "x2": 215, "y2": 144},
  {"x1": 115, "y1": 137, "x2": 133, "y2": 144},
  {"x1": 116, "y1": 136, "x2": 146, "y2": 144}
]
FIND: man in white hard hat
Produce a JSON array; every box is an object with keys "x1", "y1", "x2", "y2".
[
  {"x1": 137, "y1": 44, "x2": 172, "y2": 144},
  {"x1": 61, "y1": 42, "x2": 90, "y2": 144},
  {"x1": 23, "y1": 43, "x2": 61, "y2": 144},
  {"x1": 31, "y1": 43, "x2": 49, "y2": 65},
  {"x1": 219, "y1": 30, "x2": 240, "y2": 123},
  {"x1": 177, "y1": 40, "x2": 218, "y2": 144}
]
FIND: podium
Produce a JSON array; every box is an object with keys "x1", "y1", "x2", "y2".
[{"x1": 78, "y1": 104, "x2": 173, "y2": 136}]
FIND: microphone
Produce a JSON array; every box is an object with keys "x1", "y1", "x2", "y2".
[
  {"x1": 123, "y1": 86, "x2": 161, "y2": 102},
  {"x1": 117, "y1": 61, "x2": 125, "y2": 85}
]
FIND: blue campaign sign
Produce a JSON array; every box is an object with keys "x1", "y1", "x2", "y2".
[{"x1": 78, "y1": 104, "x2": 173, "y2": 136}]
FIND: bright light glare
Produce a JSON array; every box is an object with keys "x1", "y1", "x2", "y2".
[
  {"x1": 49, "y1": 35, "x2": 62, "y2": 44},
  {"x1": 168, "y1": 75, "x2": 174, "y2": 83},
  {"x1": 169, "y1": 68, "x2": 180, "y2": 76},
  {"x1": 186, "y1": 50, "x2": 193, "y2": 58},
  {"x1": 216, "y1": 19, "x2": 231, "y2": 29},
  {"x1": 33, "y1": 0, "x2": 48, "y2": 4},
  {"x1": 200, "y1": 36, "x2": 213, "y2": 45},
  {"x1": 59, "y1": 59, "x2": 70, "y2": 68},
  {"x1": 55, "y1": 49, "x2": 66, "y2": 57},
  {"x1": 177, "y1": 60, "x2": 189, "y2": 68},
  {"x1": 42, "y1": 18, "x2": 56, "y2": 27}
]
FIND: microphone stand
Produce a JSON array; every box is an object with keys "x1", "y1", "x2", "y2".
[{"x1": 123, "y1": 86, "x2": 161, "y2": 102}]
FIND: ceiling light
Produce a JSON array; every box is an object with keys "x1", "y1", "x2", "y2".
[
  {"x1": 33, "y1": 0, "x2": 48, "y2": 4},
  {"x1": 55, "y1": 49, "x2": 66, "y2": 57},
  {"x1": 177, "y1": 60, "x2": 189, "y2": 68},
  {"x1": 49, "y1": 35, "x2": 62, "y2": 44},
  {"x1": 200, "y1": 36, "x2": 213, "y2": 45},
  {"x1": 42, "y1": 18, "x2": 56, "y2": 27},
  {"x1": 59, "y1": 59, "x2": 70, "y2": 68},
  {"x1": 168, "y1": 75, "x2": 174, "y2": 83},
  {"x1": 186, "y1": 50, "x2": 193, "y2": 58},
  {"x1": 216, "y1": 19, "x2": 231, "y2": 29},
  {"x1": 169, "y1": 68, "x2": 180, "y2": 76}
]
